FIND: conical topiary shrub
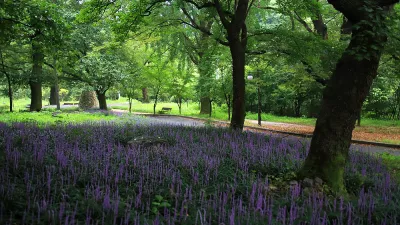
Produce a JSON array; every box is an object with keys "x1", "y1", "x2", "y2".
[{"x1": 79, "y1": 91, "x2": 99, "y2": 110}]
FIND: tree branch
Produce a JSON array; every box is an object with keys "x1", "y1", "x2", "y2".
[
  {"x1": 180, "y1": 7, "x2": 229, "y2": 46},
  {"x1": 213, "y1": 0, "x2": 230, "y2": 29},
  {"x1": 294, "y1": 11, "x2": 313, "y2": 33},
  {"x1": 182, "y1": 0, "x2": 215, "y2": 9}
]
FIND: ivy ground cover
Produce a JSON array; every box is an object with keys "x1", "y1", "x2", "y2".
[{"x1": 0, "y1": 121, "x2": 399, "y2": 224}]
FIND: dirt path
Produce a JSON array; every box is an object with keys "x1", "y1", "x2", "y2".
[{"x1": 246, "y1": 119, "x2": 400, "y2": 145}]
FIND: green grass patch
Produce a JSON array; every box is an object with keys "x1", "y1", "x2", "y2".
[
  {"x1": 110, "y1": 101, "x2": 231, "y2": 121},
  {"x1": 380, "y1": 153, "x2": 400, "y2": 182},
  {"x1": 379, "y1": 139, "x2": 400, "y2": 145},
  {"x1": 246, "y1": 113, "x2": 317, "y2": 125},
  {"x1": 0, "y1": 111, "x2": 117, "y2": 125}
]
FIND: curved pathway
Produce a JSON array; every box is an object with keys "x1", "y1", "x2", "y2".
[{"x1": 112, "y1": 109, "x2": 400, "y2": 156}]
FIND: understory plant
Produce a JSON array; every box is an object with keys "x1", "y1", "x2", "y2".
[{"x1": 0, "y1": 122, "x2": 399, "y2": 224}]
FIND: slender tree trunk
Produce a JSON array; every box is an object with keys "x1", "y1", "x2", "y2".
[
  {"x1": 225, "y1": 94, "x2": 231, "y2": 121},
  {"x1": 142, "y1": 88, "x2": 149, "y2": 103},
  {"x1": 209, "y1": 100, "x2": 212, "y2": 117},
  {"x1": 177, "y1": 98, "x2": 182, "y2": 114},
  {"x1": 257, "y1": 86, "x2": 262, "y2": 126},
  {"x1": 96, "y1": 91, "x2": 107, "y2": 110},
  {"x1": 128, "y1": 97, "x2": 132, "y2": 113},
  {"x1": 357, "y1": 111, "x2": 361, "y2": 126},
  {"x1": 153, "y1": 89, "x2": 160, "y2": 115},
  {"x1": 229, "y1": 40, "x2": 246, "y2": 130},
  {"x1": 53, "y1": 55, "x2": 60, "y2": 110},
  {"x1": 299, "y1": 1, "x2": 392, "y2": 193},
  {"x1": 30, "y1": 40, "x2": 44, "y2": 112},
  {"x1": 55, "y1": 83, "x2": 60, "y2": 110},
  {"x1": 6, "y1": 73, "x2": 13, "y2": 112}
]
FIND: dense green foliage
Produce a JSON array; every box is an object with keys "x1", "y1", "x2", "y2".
[{"x1": 1, "y1": 0, "x2": 400, "y2": 120}]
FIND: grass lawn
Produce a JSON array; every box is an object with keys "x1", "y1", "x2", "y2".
[
  {"x1": 109, "y1": 98, "x2": 400, "y2": 127},
  {"x1": 0, "y1": 111, "x2": 118, "y2": 124},
  {"x1": 380, "y1": 153, "x2": 400, "y2": 182}
]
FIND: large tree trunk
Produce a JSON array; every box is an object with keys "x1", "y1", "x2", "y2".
[
  {"x1": 340, "y1": 17, "x2": 353, "y2": 37},
  {"x1": 29, "y1": 82, "x2": 42, "y2": 112},
  {"x1": 299, "y1": 0, "x2": 393, "y2": 193},
  {"x1": 30, "y1": 40, "x2": 44, "y2": 112},
  {"x1": 96, "y1": 91, "x2": 107, "y2": 110},
  {"x1": 200, "y1": 97, "x2": 211, "y2": 114},
  {"x1": 49, "y1": 86, "x2": 58, "y2": 105},
  {"x1": 142, "y1": 88, "x2": 149, "y2": 103},
  {"x1": 0, "y1": 52, "x2": 13, "y2": 112},
  {"x1": 312, "y1": 13, "x2": 328, "y2": 40},
  {"x1": 197, "y1": 65, "x2": 212, "y2": 115},
  {"x1": 229, "y1": 40, "x2": 246, "y2": 130}
]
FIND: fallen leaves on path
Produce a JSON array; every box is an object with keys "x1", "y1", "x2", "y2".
[{"x1": 243, "y1": 121, "x2": 400, "y2": 144}]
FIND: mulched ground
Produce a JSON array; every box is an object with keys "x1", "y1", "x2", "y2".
[{"x1": 243, "y1": 121, "x2": 400, "y2": 145}]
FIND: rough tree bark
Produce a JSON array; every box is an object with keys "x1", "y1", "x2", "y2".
[
  {"x1": 6, "y1": 73, "x2": 13, "y2": 112},
  {"x1": 49, "y1": 86, "x2": 58, "y2": 105},
  {"x1": 177, "y1": 97, "x2": 182, "y2": 114},
  {"x1": 209, "y1": 99, "x2": 213, "y2": 117},
  {"x1": 228, "y1": 37, "x2": 246, "y2": 129},
  {"x1": 312, "y1": 1, "x2": 328, "y2": 40},
  {"x1": 128, "y1": 97, "x2": 133, "y2": 113},
  {"x1": 200, "y1": 97, "x2": 211, "y2": 114},
  {"x1": 30, "y1": 40, "x2": 44, "y2": 112},
  {"x1": 225, "y1": 93, "x2": 231, "y2": 120},
  {"x1": 0, "y1": 51, "x2": 13, "y2": 112},
  {"x1": 257, "y1": 86, "x2": 262, "y2": 125},
  {"x1": 142, "y1": 88, "x2": 149, "y2": 103},
  {"x1": 53, "y1": 56, "x2": 60, "y2": 110},
  {"x1": 96, "y1": 90, "x2": 107, "y2": 110},
  {"x1": 299, "y1": 0, "x2": 397, "y2": 193},
  {"x1": 213, "y1": 0, "x2": 249, "y2": 130}
]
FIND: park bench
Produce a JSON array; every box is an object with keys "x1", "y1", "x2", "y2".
[{"x1": 160, "y1": 107, "x2": 172, "y2": 113}]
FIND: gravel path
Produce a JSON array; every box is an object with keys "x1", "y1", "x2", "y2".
[
  {"x1": 146, "y1": 115, "x2": 204, "y2": 127},
  {"x1": 135, "y1": 113, "x2": 400, "y2": 156}
]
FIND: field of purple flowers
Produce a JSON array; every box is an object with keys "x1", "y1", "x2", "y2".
[{"x1": 0, "y1": 121, "x2": 399, "y2": 225}]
